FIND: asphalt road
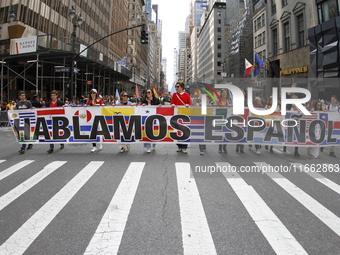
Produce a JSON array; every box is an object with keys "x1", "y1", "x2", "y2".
[{"x1": 0, "y1": 126, "x2": 339, "y2": 255}]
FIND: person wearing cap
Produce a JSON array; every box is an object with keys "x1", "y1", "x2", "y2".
[
  {"x1": 45, "y1": 90, "x2": 65, "y2": 154},
  {"x1": 86, "y1": 88, "x2": 105, "y2": 152},
  {"x1": 31, "y1": 94, "x2": 42, "y2": 108}
]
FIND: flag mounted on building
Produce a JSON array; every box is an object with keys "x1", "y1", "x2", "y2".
[
  {"x1": 253, "y1": 54, "x2": 264, "y2": 77},
  {"x1": 153, "y1": 86, "x2": 159, "y2": 98},
  {"x1": 244, "y1": 58, "x2": 253, "y2": 77},
  {"x1": 117, "y1": 54, "x2": 128, "y2": 67}
]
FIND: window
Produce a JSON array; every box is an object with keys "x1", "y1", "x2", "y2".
[
  {"x1": 262, "y1": 50, "x2": 266, "y2": 59},
  {"x1": 217, "y1": 11, "x2": 221, "y2": 16},
  {"x1": 217, "y1": 53, "x2": 221, "y2": 58},
  {"x1": 282, "y1": 0, "x2": 288, "y2": 7},
  {"x1": 257, "y1": 17, "x2": 261, "y2": 29},
  {"x1": 262, "y1": 31, "x2": 266, "y2": 44},
  {"x1": 255, "y1": 36, "x2": 258, "y2": 47},
  {"x1": 217, "y1": 61, "x2": 221, "y2": 66},
  {"x1": 297, "y1": 14, "x2": 304, "y2": 47},
  {"x1": 317, "y1": 0, "x2": 339, "y2": 23},
  {"x1": 258, "y1": 34, "x2": 262, "y2": 46},
  {"x1": 217, "y1": 35, "x2": 221, "y2": 41},
  {"x1": 284, "y1": 22, "x2": 290, "y2": 52},
  {"x1": 217, "y1": 27, "x2": 221, "y2": 32},
  {"x1": 217, "y1": 44, "x2": 221, "y2": 49},
  {"x1": 254, "y1": 20, "x2": 257, "y2": 31},
  {"x1": 262, "y1": 14, "x2": 265, "y2": 26},
  {"x1": 217, "y1": 19, "x2": 221, "y2": 24},
  {"x1": 272, "y1": 0, "x2": 276, "y2": 15},
  {"x1": 273, "y1": 28, "x2": 278, "y2": 55}
]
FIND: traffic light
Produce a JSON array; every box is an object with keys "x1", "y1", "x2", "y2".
[{"x1": 141, "y1": 29, "x2": 148, "y2": 44}]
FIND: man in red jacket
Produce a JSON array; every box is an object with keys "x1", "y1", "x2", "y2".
[{"x1": 171, "y1": 82, "x2": 191, "y2": 154}]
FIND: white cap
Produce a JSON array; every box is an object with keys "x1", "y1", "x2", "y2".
[{"x1": 91, "y1": 88, "x2": 97, "y2": 93}]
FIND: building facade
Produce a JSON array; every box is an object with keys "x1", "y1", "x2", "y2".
[
  {"x1": 308, "y1": 0, "x2": 340, "y2": 99},
  {"x1": 0, "y1": 0, "x2": 136, "y2": 101}
]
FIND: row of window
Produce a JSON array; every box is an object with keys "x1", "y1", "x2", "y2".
[
  {"x1": 255, "y1": 31, "x2": 266, "y2": 48},
  {"x1": 254, "y1": 13, "x2": 265, "y2": 31},
  {"x1": 271, "y1": 0, "x2": 289, "y2": 15},
  {"x1": 272, "y1": 13, "x2": 304, "y2": 55}
]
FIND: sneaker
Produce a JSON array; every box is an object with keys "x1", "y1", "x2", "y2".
[
  {"x1": 330, "y1": 152, "x2": 336, "y2": 157},
  {"x1": 270, "y1": 147, "x2": 274, "y2": 153},
  {"x1": 177, "y1": 148, "x2": 182, "y2": 152},
  {"x1": 91, "y1": 147, "x2": 97, "y2": 153},
  {"x1": 60, "y1": 144, "x2": 64, "y2": 149},
  {"x1": 18, "y1": 150, "x2": 25, "y2": 154},
  {"x1": 182, "y1": 148, "x2": 188, "y2": 154},
  {"x1": 126, "y1": 144, "x2": 130, "y2": 151},
  {"x1": 27, "y1": 144, "x2": 33, "y2": 150},
  {"x1": 47, "y1": 149, "x2": 54, "y2": 154},
  {"x1": 236, "y1": 147, "x2": 239, "y2": 153},
  {"x1": 240, "y1": 150, "x2": 244, "y2": 153},
  {"x1": 120, "y1": 147, "x2": 125, "y2": 153},
  {"x1": 265, "y1": 145, "x2": 268, "y2": 150},
  {"x1": 218, "y1": 149, "x2": 222, "y2": 153},
  {"x1": 248, "y1": 145, "x2": 252, "y2": 150},
  {"x1": 98, "y1": 144, "x2": 103, "y2": 150},
  {"x1": 256, "y1": 149, "x2": 260, "y2": 155},
  {"x1": 146, "y1": 148, "x2": 151, "y2": 153}
]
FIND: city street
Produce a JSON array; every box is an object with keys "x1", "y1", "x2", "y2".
[{"x1": 0, "y1": 126, "x2": 339, "y2": 254}]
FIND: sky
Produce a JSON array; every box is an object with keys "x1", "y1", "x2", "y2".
[{"x1": 151, "y1": 0, "x2": 191, "y2": 91}]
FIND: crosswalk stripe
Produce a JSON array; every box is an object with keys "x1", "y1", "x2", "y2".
[
  {"x1": 84, "y1": 162, "x2": 145, "y2": 255},
  {"x1": 176, "y1": 162, "x2": 217, "y2": 255},
  {"x1": 217, "y1": 162, "x2": 307, "y2": 255},
  {"x1": 290, "y1": 163, "x2": 340, "y2": 195},
  {"x1": 0, "y1": 161, "x2": 104, "y2": 254},
  {"x1": 0, "y1": 160, "x2": 34, "y2": 181},
  {"x1": 0, "y1": 160, "x2": 6, "y2": 164},
  {"x1": 0, "y1": 161, "x2": 67, "y2": 211},
  {"x1": 255, "y1": 162, "x2": 340, "y2": 236}
]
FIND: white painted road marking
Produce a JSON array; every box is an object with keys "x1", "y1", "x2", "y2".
[
  {"x1": 0, "y1": 161, "x2": 67, "y2": 211},
  {"x1": 0, "y1": 160, "x2": 34, "y2": 181},
  {"x1": 219, "y1": 162, "x2": 307, "y2": 255},
  {"x1": 0, "y1": 161, "x2": 104, "y2": 254},
  {"x1": 176, "y1": 162, "x2": 217, "y2": 255},
  {"x1": 84, "y1": 162, "x2": 145, "y2": 255}
]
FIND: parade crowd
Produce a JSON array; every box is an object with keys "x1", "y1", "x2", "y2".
[{"x1": 1, "y1": 82, "x2": 339, "y2": 158}]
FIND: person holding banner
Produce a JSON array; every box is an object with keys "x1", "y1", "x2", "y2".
[
  {"x1": 86, "y1": 89, "x2": 105, "y2": 153},
  {"x1": 171, "y1": 82, "x2": 191, "y2": 154},
  {"x1": 218, "y1": 89, "x2": 231, "y2": 154},
  {"x1": 248, "y1": 97, "x2": 262, "y2": 155},
  {"x1": 327, "y1": 95, "x2": 339, "y2": 157},
  {"x1": 46, "y1": 90, "x2": 65, "y2": 154},
  {"x1": 141, "y1": 89, "x2": 160, "y2": 152},
  {"x1": 16, "y1": 91, "x2": 33, "y2": 154},
  {"x1": 116, "y1": 91, "x2": 135, "y2": 153}
]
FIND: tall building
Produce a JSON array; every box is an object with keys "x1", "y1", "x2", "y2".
[
  {"x1": 127, "y1": 0, "x2": 147, "y2": 90},
  {"x1": 0, "y1": 0, "x2": 133, "y2": 100},
  {"x1": 266, "y1": 0, "x2": 317, "y2": 92},
  {"x1": 308, "y1": 0, "x2": 340, "y2": 99},
  {"x1": 197, "y1": 1, "x2": 226, "y2": 83},
  {"x1": 225, "y1": 0, "x2": 253, "y2": 79},
  {"x1": 178, "y1": 31, "x2": 188, "y2": 82}
]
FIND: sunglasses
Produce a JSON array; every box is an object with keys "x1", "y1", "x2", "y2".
[
  {"x1": 122, "y1": 95, "x2": 128, "y2": 97},
  {"x1": 175, "y1": 85, "x2": 180, "y2": 88},
  {"x1": 91, "y1": 92, "x2": 96, "y2": 94},
  {"x1": 146, "y1": 91, "x2": 151, "y2": 93}
]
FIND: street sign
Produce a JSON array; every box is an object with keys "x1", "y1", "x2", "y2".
[{"x1": 55, "y1": 67, "x2": 79, "y2": 73}]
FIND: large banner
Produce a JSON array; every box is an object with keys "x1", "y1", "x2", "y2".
[{"x1": 7, "y1": 106, "x2": 340, "y2": 146}]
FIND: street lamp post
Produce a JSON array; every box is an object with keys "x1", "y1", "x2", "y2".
[{"x1": 68, "y1": 6, "x2": 83, "y2": 100}]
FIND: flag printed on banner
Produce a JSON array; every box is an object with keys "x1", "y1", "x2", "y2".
[
  {"x1": 254, "y1": 54, "x2": 264, "y2": 77},
  {"x1": 244, "y1": 58, "x2": 253, "y2": 77}
]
